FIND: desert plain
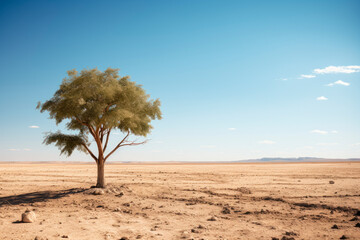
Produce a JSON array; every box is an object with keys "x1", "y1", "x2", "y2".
[{"x1": 0, "y1": 162, "x2": 360, "y2": 240}]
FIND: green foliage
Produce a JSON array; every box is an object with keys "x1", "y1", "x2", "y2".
[
  {"x1": 43, "y1": 132, "x2": 88, "y2": 156},
  {"x1": 38, "y1": 67, "x2": 162, "y2": 158}
]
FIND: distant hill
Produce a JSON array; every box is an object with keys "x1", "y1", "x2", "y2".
[{"x1": 237, "y1": 157, "x2": 360, "y2": 163}]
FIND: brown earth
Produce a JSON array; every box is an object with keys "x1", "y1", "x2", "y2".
[{"x1": 0, "y1": 162, "x2": 360, "y2": 240}]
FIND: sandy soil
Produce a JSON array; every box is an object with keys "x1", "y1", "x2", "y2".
[{"x1": 0, "y1": 162, "x2": 360, "y2": 240}]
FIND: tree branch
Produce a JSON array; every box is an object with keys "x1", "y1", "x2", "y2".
[
  {"x1": 103, "y1": 128, "x2": 111, "y2": 153},
  {"x1": 104, "y1": 131, "x2": 130, "y2": 161},
  {"x1": 117, "y1": 140, "x2": 147, "y2": 147},
  {"x1": 81, "y1": 143, "x2": 98, "y2": 162},
  {"x1": 74, "y1": 116, "x2": 96, "y2": 139}
]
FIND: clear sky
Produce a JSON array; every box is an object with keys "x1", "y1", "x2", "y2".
[{"x1": 0, "y1": 0, "x2": 359, "y2": 162}]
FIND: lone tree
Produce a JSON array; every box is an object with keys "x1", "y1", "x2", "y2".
[{"x1": 37, "y1": 68, "x2": 161, "y2": 188}]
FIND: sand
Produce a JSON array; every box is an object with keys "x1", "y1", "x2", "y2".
[{"x1": 0, "y1": 162, "x2": 360, "y2": 240}]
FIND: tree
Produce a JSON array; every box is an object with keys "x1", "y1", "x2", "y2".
[{"x1": 37, "y1": 68, "x2": 162, "y2": 188}]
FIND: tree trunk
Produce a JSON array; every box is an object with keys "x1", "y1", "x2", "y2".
[{"x1": 96, "y1": 159, "x2": 106, "y2": 188}]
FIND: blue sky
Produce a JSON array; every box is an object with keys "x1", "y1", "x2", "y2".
[{"x1": 0, "y1": 0, "x2": 359, "y2": 162}]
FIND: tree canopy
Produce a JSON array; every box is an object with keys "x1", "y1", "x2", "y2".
[{"x1": 38, "y1": 67, "x2": 161, "y2": 166}]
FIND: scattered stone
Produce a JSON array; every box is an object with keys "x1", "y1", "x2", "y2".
[
  {"x1": 116, "y1": 192, "x2": 124, "y2": 197},
  {"x1": 350, "y1": 217, "x2": 358, "y2": 221},
  {"x1": 355, "y1": 223, "x2": 360, "y2": 228},
  {"x1": 284, "y1": 231, "x2": 297, "y2": 236},
  {"x1": 123, "y1": 203, "x2": 131, "y2": 207},
  {"x1": 331, "y1": 224, "x2": 339, "y2": 229},
  {"x1": 34, "y1": 236, "x2": 48, "y2": 240},
  {"x1": 61, "y1": 235, "x2": 68, "y2": 238},
  {"x1": 22, "y1": 210, "x2": 36, "y2": 223},
  {"x1": 120, "y1": 237, "x2": 129, "y2": 240},
  {"x1": 180, "y1": 231, "x2": 190, "y2": 239},
  {"x1": 340, "y1": 235, "x2": 348, "y2": 239},
  {"x1": 95, "y1": 189, "x2": 105, "y2": 195},
  {"x1": 329, "y1": 180, "x2": 335, "y2": 184},
  {"x1": 221, "y1": 207, "x2": 231, "y2": 214},
  {"x1": 207, "y1": 216, "x2": 217, "y2": 221},
  {"x1": 355, "y1": 210, "x2": 360, "y2": 216},
  {"x1": 272, "y1": 238, "x2": 279, "y2": 240},
  {"x1": 136, "y1": 235, "x2": 142, "y2": 239},
  {"x1": 198, "y1": 224, "x2": 205, "y2": 229},
  {"x1": 281, "y1": 237, "x2": 295, "y2": 240},
  {"x1": 191, "y1": 229, "x2": 200, "y2": 233},
  {"x1": 123, "y1": 209, "x2": 132, "y2": 214}
]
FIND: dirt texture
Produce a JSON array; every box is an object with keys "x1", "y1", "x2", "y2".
[{"x1": 0, "y1": 162, "x2": 360, "y2": 240}]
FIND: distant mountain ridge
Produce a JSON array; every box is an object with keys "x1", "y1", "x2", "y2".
[{"x1": 238, "y1": 157, "x2": 360, "y2": 163}]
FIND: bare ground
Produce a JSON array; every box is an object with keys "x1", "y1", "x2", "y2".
[{"x1": 0, "y1": 162, "x2": 360, "y2": 240}]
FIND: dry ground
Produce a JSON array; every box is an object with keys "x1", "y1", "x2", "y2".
[{"x1": 0, "y1": 162, "x2": 360, "y2": 240}]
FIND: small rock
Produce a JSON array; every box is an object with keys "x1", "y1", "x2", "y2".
[
  {"x1": 281, "y1": 237, "x2": 295, "y2": 240},
  {"x1": 34, "y1": 237, "x2": 48, "y2": 240},
  {"x1": 340, "y1": 235, "x2": 348, "y2": 239},
  {"x1": 61, "y1": 235, "x2": 68, "y2": 238},
  {"x1": 285, "y1": 231, "x2": 297, "y2": 236},
  {"x1": 191, "y1": 229, "x2": 200, "y2": 233},
  {"x1": 181, "y1": 231, "x2": 190, "y2": 238},
  {"x1": 22, "y1": 210, "x2": 36, "y2": 223},
  {"x1": 207, "y1": 216, "x2": 217, "y2": 221},
  {"x1": 116, "y1": 192, "x2": 124, "y2": 197},
  {"x1": 350, "y1": 217, "x2": 358, "y2": 221},
  {"x1": 93, "y1": 189, "x2": 105, "y2": 195},
  {"x1": 120, "y1": 237, "x2": 129, "y2": 240},
  {"x1": 331, "y1": 224, "x2": 339, "y2": 229},
  {"x1": 355, "y1": 210, "x2": 360, "y2": 216},
  {"x1": 329, "y1": 181, "x2": 335, "y2": 184},
  {"x1": 355, "y1": 223, "x2": 360, "y2": 228},
  {"x1": 136, "y1": 235, "x2": 142, "y2": 239},
  {"x1": 198, "y1": 224, "x2": 205, "y2": 229},
  {"x1": 221, "y1": 207, "x2": 231, "y2": 214},
  {"x1": 272, "y1": 238, "x2": 280, "y2": 240}
]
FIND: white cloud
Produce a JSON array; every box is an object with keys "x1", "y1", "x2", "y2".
[
  {"x1": 258, "y1": 140, "x2": 276, "y2": 144},
  {"x1": 281, "y1": 78, "x2": 288, "y2": 81},
  {"x1": 314, "y1": 65, "x2": 360, "y2": 74},
  {"x1": 8, "y1": 148, "x2": 31, "y2": 151},
  {"x1": 326, "y1": 80, "x2": 350, "y2": 87},
  {"x1": 331, "y1": 130, "x2": 338, "y2": 134},
  {"x1": 317, "y1": 142, "x2": 338, "y2": 146},
  {"x1": 29, "y1": 125, "x2": 39, "y2": 129},
  {"x1": 299, "y1": 74, "x2": 316, "y2": 79},
  {"x1": 311, "y1": 129, "x2": 328, "y2": 134},
  {"x1": 353, "y1": 143, "x2": 360, "y2": 146},
  {"x1": 228, "y1": 128, "x2": 236, "y2": 131},
  {"x1": 316, "y1": 96, "x2": 328, "y2": 101},
  {"x1": 8, "y1": 148, "x2": 20, "y2": 151}
]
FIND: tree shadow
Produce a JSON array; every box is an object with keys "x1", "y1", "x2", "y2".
[{"x1": 0, "y1": 188, "x2": 86, "y2": 207}]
